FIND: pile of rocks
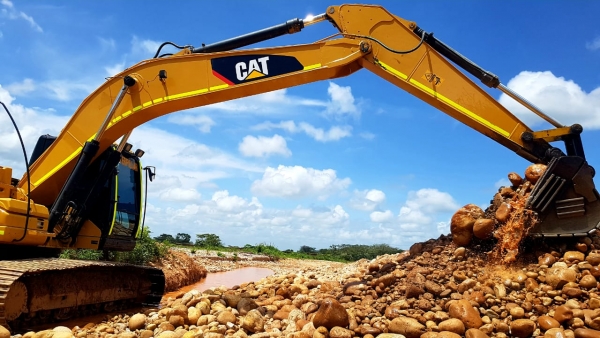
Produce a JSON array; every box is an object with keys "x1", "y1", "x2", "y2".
[{"x1": 9, "y1": 233, "x2": 600, "y2": 338}]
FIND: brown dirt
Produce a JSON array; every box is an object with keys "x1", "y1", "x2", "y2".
[{"x1": 149, "y1": 250, "x2": 207, "y2": 292}]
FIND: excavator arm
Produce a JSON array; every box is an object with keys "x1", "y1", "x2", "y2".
[{"x1": 16, "y1": 4, "x2": 600, "y2": 239}]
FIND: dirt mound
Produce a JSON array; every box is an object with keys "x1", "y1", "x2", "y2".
[{"x1": 149, "y1": 249, "x2": 207, "y2": 292}]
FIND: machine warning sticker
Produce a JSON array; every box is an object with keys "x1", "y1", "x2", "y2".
[{"x1": 211, "y1": 55, "x2": 304, "y2": 85}]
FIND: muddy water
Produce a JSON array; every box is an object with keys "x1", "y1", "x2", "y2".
[{"x1": 163, "y1": 267, "x2": 274, "y2": 299}]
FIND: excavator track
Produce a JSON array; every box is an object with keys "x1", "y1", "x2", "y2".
[{"x1": 0, "y1": 258, "x2": 165, "y2": 330}]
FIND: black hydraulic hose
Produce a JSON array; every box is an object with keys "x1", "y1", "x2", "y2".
[
  {"x1": 0, "y1": 101, "x2": 31, "y2": 242},
  {"x1": 152, "y1": 42, "x2": 191, "y2": 59},
  {"x1": 140, "y1": 166, "x2": 154, "y2": 235},
  {"x1": 344, "y1": 30, "x2": 426, "y2": 55}
]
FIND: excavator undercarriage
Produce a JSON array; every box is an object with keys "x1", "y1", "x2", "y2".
[{"x1": 0, "y1": 259, "x2": 164, "y2": 330}]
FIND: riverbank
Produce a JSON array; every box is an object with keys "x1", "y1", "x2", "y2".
[{"x1": 170, "y1": 247, "x2": 358, "y2": 286}]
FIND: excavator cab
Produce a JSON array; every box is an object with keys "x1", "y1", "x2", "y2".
[
  {"x1": 29, "y1": 135, "x2": 146, "y2": 251},
  {"x1": 105, "y1": 152, "x2": 144, "y2": 250}
]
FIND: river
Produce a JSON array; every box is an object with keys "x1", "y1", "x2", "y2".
[{"x1": 163, "y1": 267, "x2": 274, "y2": 299}]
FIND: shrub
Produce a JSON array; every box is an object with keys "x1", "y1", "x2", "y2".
[
  {"x1": 60, "y1": 249, "x2": 103, "y2": 260},
  {"x1": 113, "y1": 228, "x2": 170, "y2": 265}
]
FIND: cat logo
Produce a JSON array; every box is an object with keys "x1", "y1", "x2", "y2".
[
  {"x1": 211, "y1": 54, "x2": 304, "y2": 85},
  {"x1": 236, "y1": 56, "x2": 270, "y2": 81},
  {"x1": 423, "y1": 72, "x2": 443, "y2": 86}
]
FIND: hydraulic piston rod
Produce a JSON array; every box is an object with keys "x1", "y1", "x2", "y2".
[{"x1": 192, "y1": 18, "x2": 305, "y2": 53}]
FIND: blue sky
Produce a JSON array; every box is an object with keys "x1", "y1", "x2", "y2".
[{"x1": 1, "y1": 1, "x2": 599, "y2": 250}]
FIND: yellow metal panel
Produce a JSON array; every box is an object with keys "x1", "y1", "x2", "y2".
[
  {"x1": 33, "y1": 146, "x2": 82, "y2": 187},
  {"x1": 303, "y1": 63, "x2": 322, "y2": 71},
  {"x1": 0, "y1": 198, "x2": 49, "y2": 218}
]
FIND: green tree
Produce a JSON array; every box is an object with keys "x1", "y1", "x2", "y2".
[
  {"x1": 195, "y1": 233, "x2": 223, "y2": 248},
  {"x1": 154, "y1": 233, "x2": 175, "y2": 242},
  {"x1": 299, "y1": 245, "x2": 316, "y2": 254},
  {"x1": 175, "y1": 233, "x2": 191, "y2": 244}
]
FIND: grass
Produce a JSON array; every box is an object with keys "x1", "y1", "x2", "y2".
[{"x1": 59, "y1": 228, "x2": 171, "y2": 265}]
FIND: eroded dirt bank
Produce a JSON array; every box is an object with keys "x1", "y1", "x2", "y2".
[
  {"x1": 10, "y1": 233, "x2": 600, "y2": 338},
  {"x1": 149, "y1": 250, "x2": 208, "y2": 292}
]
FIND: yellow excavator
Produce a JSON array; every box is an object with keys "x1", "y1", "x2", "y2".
[{"x1": 0, "y1": 3, "x2": 598, "y2": 329}]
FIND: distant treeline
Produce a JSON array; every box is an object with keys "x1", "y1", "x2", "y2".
[{"x1": 154, "y1": 232, "x2": 403, "y2": 262}]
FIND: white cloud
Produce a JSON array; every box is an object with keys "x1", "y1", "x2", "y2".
[
  {"x1": 252, "y1": 120, "x2": 352, "y2": 142},
  {"x1": 0, "y1": 85, "x2": 68, "y2": 174},
  {"x1": 128, "y1": 126, "x2": 262, "y2": 199},
  {"x1": 41, "y1": 80, "x2": 96, "y2": 102},
  {"x1": 251, "y1": 165, "x2": 351, "y2": 199},
  {"x1": 131, "y1": 36, "x2": 161, "y2": 58},
  {"x1": 105, "y1": 62, "x2": 125, "y2": 77},
  {"x1": 212, "y1": 190, "x2": 260, "y2": 212},
  {"x1": 300, "y1": 123, "x2": 352, "y2": 142},
  {"x1": 499, "y1": 71, "x2": 600, "y2": 129},
  {"x1": 0, "y1": 0, "x2": 10, "y2": 8},
  {"x1": 238, "y1": 134, "x2": 291, "y2": 158},
  {"x1": 159, "y1": 188, "x2": 201, "y2": 202},
  {"x1": 176, "y1": 143, "x2": 263, "y2": 172},
  {"x1": 129, "y1": 127, "x2": 261, "y2": 175},
  {"x1": 370, "y1": 210, "x2": 393, "y2": 223},
  {"x1": 5, "y1": 78, "x2": 35, "y2": 96},
  {"x1": 168, "y1": 114, "x2": 215, "y2": 133},
  {"x1": 437, "y1": 221, "x2": 450, "y2": 235},
  {"x1": 398, "y1": 188, "x2": 459, "y2": 230},
  {"x1": 162, "y1": 191, "x2": 264, "y2": 228},
  {"x1": 0, "y1": 31, "x2": 3, "y2": 38},
  {"x1": 325, "y1": 82, "x2": 360, "y2": 120},
  {"x1": 350, "y1": 189, "x2": 386, "y2": 211},
  {"x1": 101, "y1": 36, "x2": 161, "y2": 78},
  {"x1": 3, "y1": 77, "x2": 95, "y2": 101},
  {"x1": 359, "y1": 132, "x2": 375, "y2": 140},
  {"x1": 145, "y1": 194, "x2": 352, "y2": 248},
  {"x1": 586, "y1": 36, "x2": 600, "y2": 51},
  {"x1": 98, "y1": 37, "x2": 116, "y2": 51},
  {"x1": 196, "y1": 82, "x2": 360, "y2": 120},
  {"x1": 1, "y1": 0, "x2": 42, "y2": 32}
]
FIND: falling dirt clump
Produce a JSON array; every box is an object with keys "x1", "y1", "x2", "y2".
[
  {"x1": 149, "y1": 250, "x2": 207, "y2": 291},
  {"x1": 450, "y1": 163, "x2": 546, "y2": 263}
]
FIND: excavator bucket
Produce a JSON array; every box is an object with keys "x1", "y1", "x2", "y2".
[{"x1": 527, "y1": 156, "x2": 600, "y2": 236}]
